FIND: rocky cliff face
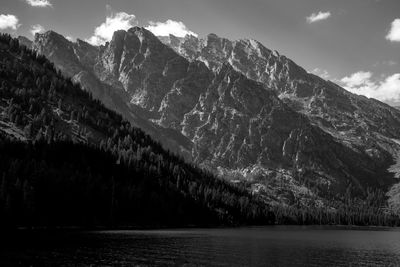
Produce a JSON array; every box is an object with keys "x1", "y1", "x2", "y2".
[
  {"x1": 31, "y1": 28, "x2": 400, "y2": 206},
  {"x1": 30, "y1": 30, "x2": 194, "y2": 158},
  {"x1": 32, "y1": 31, "x2": 113, "y2": 105},
  {"x1": 161, "y1": 33, "x2": 400, "y2": 137},
  {"x1": 161, "y1": 33, "x2": 400, "y2": 175}
]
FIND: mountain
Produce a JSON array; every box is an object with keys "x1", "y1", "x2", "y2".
[
  {"x1": 161, "y1": 32, "x2": 400, "y2": 192},
  {"x1": 29, "y1": 28, "x2": 400, "y2": 209},
  {"x1": 161, "y1": 33, "x2": 400, "y2": 162},
  {"x1": 0, "y1": 34, "x2": 276, "y2": 227},
  {"x1": 30, "y1": 31, "x2": 193, "y2": 159}
]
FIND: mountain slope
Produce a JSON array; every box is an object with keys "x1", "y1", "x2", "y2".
[
  {"x1": 161, "y1": 32, "x2": 400, "y2": 185},
  {"x1": 30, "y1": 28, "x2": 399, "y2": 207},
  {"x1": 161, "y1": 33, "x2": 400, "y2": 159},
  {"x1": 30, "y1": 31, "x2": 193, "y2": 159},
  {"x1": 0, "y1": 33, "x2": 275, "y2": 227}
]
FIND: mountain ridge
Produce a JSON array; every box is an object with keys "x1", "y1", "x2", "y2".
[
  {"x1": 25, "y1": 27, "x2": 400, "y2": 208},
  {"x1": 0, "y1": 33, "x2": 278, "y2": 227},
  {"x1": 160, "y1": 31, "x2": 400, "y2": 177}
]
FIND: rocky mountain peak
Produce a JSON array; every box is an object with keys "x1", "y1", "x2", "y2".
[
  {"x1": 34, "y1": 30, "x2": 69, "y2": 46},
  {"x1": 33, "y1": 30, "x2": 82, "y2": 77},
  {"x1": 127, "y1": 26, "x2": 164, "y2": 44},
  {"x1": 96, "y1": 27, "x2": 185, "y2": 111}
]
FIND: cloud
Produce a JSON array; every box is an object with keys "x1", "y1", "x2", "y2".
[
  {"x1": 145, "y1": 19, "x2": 198, "y2": 37},
  {"x1": 25, "y1": 0, "x2": 52, "y2": 7},
  {"x1": 340, "y1": 71, "x2": 400, "y2": 103},
  {"x1": 86, "y1": 5, "x2": 197, "y2": 45},
  {"x1": 306, "y1": 11, "x2": 331, "y2": 23},
  {"x1": 66, "y1": 36, "x2": 74, "y2": 42},
  {"x1": 341, "y1": 71, "x2": 373, "y2": 88},
  {"x1": 310, "y1": 68, "x2": 330, "y2": 79},
  {"x1": 30, "y1": 24, "x2": 45, "y2": 36},
  {"x1": 386, "y1": 19, "x2": 400, "y2": 42},
  {"x1": 86, "y1": 11, "x2": 138, "y2": 46},
  {"x1": 0, "y1": 14, "x2": 20, "y2": 30}
]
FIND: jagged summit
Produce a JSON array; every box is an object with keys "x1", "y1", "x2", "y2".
[
  {"x1": 35, "y1": 30, "x2": 68, "y2": 43},
  {"x1": 160, "y1": 31, "x2": 400, "y2": 146}
]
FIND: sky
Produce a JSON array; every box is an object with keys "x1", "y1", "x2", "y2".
[{"x1": 0, "y1": 0, "x2": 400, "y2": 105}]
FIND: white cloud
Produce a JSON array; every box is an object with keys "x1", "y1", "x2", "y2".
[
  {"x1": 341, "y1": 71, "x2": 373, "y2": 88},
  {"x1": 25, "y1": 0, "x2": 52, "y2": 7},
  {"x1": 386, "y1": 19, "x2": 400, "y2": 42},
  {"x1": 145, "y1": 19, "x2": 198, "y2": 37},
  {"x1": 66, "y1": 36, "x2": 74, "y2": 42},
  {"x1": 306, "y1": 11, "x2": 331, "y2": 23},
  {"x1": 0, "y1": 14, "x2": 20, "y2": 30},
  {"x1": 310, "y1": 68, "x2": 330, "y2": 79},
  {"x1": 86, "y1": 6, "x2": 197, "y2": 45},
  {"x1": 30, "y1": 24, "x2": 45, "y2": 36},
  {"x1": 340, "y1": 71, "x2": 400, "y2": 103},
  {"x1": 86, "y1": 11, "x2": 138, "y2": 46}
]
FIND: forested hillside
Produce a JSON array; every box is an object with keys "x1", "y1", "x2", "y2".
[
  {"x1": 0, "y1": 34, "x2": 274, "y2": 228},
  {"x1": 1, "y1": 34, "x2": 399, "y2": 227}
]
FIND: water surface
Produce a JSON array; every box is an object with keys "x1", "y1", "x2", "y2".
[{"x1": 2, "y1": 226, "x2": 400, "y2": 266}]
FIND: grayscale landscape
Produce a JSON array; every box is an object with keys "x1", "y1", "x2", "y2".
[{"x1": 0, "y1": 0, "x2": 400, "y2": 266}]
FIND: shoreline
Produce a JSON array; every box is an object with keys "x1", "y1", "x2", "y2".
[{"x1": 4, "y1": 224, "x2": 399, "y2": 233}]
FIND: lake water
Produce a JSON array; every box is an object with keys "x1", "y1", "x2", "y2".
[{"x1": 2, "y1": 226, "x2": 400, "y2": 266}]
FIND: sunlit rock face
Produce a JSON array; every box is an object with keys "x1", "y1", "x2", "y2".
[
  {"x1": 32, "y1": 29, "x2": 194, "y2": 158},
  {"x1": 162, "y1": 32, "x2": 400, "y2": 174},
  {"x1": 32, "y1": 28, "x2": 400, "y2": 205},
  {"x1": 162, "y1": 32, "x2": 400, "y2": 140}
]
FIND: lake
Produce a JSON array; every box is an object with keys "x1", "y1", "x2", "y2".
[{"x1": 1, "y1": 226, "x2": 400, "y2": 266}]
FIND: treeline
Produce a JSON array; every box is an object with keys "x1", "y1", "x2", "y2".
[
  {"x1": 272, "y1": 187, "x2": 400, "y2": 226},
  {"x1": 0, "y1": 33, "x2": 274, "y2": 228},
  {"x1": 0, "y1": 139, "x2": 273, "y2": 228}
]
